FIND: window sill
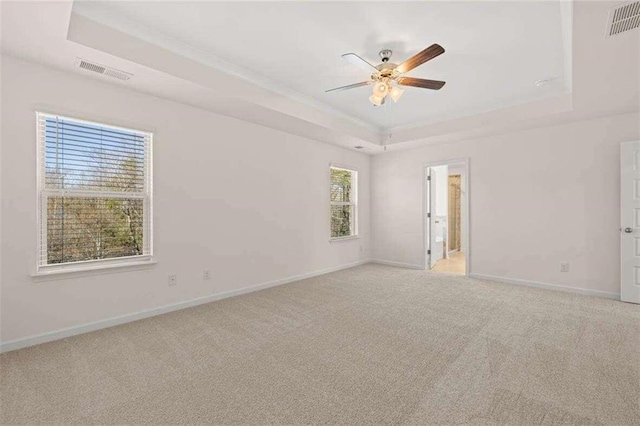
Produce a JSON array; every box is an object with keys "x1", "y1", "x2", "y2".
[
  {"x1": 32, "y1": 258, "x2": 157, "y2": 281},
  {"x1": 329, "y1": 235, "x2": 361, "y2": 243}
]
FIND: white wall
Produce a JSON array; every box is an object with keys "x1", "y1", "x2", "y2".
[
  {"x1": 0, "y1": 56, "x2": 371, "y2": 344},
  {"x1": 372, "y1": 113, "x2": 639, "y2": 296}
]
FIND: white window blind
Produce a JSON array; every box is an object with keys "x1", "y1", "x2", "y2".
[
  {"x1": 36, "y1": 113, "x2": 153, "y2": 272},
  {"x1": 330, "y1": 166, "x2": 358, "y2": 238}
]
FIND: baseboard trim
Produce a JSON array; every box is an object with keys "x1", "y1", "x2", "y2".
[
  {"x1": 0, "y1": 259, "x2": 371, "y2": 353},
  {"x1": 468, "y1": 273, "x2": 620, "y2": 300},
  {"x1": 370, "y1": 259, "x2": 425, "y2": 270}
]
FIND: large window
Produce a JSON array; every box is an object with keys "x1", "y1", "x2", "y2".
[
  {"x1": 330, "y1": 166, "x2": 358, "y2": 239},
  {"x1": 36, "y1": 113, "x2": 153, "y2": 273}
]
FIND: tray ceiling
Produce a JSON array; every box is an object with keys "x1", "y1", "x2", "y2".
[{"x1": 72, "y1": 1, "x2": 571, "y2": 131}]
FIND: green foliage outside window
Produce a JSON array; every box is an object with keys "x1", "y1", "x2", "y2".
[{"x1": 330, "y1": 168, "x2": 356, "y2": 238}]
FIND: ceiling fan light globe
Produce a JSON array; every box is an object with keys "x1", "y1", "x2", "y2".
[
  {"x1": 373, "y1": 81, "x2": 388, "y2": 97},
  {"x1": 389, "y1": 86, "x2": 405, "y2": 103},
  {"x1": 369, "y1": 94, "x2": 384, "y2": 106}
]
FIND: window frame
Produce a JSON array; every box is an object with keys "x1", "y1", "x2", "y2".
[
  {"x1": 35, "y1": 112, "x2": 154, "y2": 276},
  {"x1": 329, "y1": 165, "x2": 359, "y2": 241}
]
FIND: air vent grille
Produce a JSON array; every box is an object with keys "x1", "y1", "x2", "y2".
[
  {"x1": 75, "y1": 58, "x2": 133, "y2": 81},
  {"x1": 103, "y1": 68, "x2": 133, "y2": 81},
  {"x1": 78, "y1": 61, "x2": 106, "y2": 74},
  {"x1": 607, "y1": 1, "x2": 640, "y2": 37}
]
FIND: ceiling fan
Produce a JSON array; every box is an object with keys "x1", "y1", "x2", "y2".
[{"x1": 326, "y1": 44, "x2": 446, "y2": 106}]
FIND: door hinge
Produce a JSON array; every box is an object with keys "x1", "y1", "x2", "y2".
[
  {"x1": 427, "y1": 175, "x2": 431, "y2": 181},
  {"x1": 427, "y1": 250, "x2": 431, "y2": 255},
  {"x1": 427, "y1": 213, "x2": 431, "y2": 218}
]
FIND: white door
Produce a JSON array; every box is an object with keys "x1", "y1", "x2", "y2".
[
  {"x1": 427, "y1": 168, "x2": 445, "y2": 268},
  {"x1": 428, "y1": 166, "x2": 449, "y2": 267},
  {"x1": 425, "y1": 169, "x2": 432, "y2": 268},
  {"x1": 621, "y1": 141, "x2": 640, "y2": 304}
]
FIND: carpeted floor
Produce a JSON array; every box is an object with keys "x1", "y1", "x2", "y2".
[{"x1": 1, "y1": 264, "x2": 639, "y2": 425}]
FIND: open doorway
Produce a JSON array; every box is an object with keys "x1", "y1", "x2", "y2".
[{"x1": 424, "y1": 159, "x2": 469, "y2": 275}]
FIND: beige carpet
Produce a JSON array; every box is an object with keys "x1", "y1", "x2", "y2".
[{"x1": 1, "y1": 264, "x2": 639, "y2": 425}]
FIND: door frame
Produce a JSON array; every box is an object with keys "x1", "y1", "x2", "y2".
[{"x1": 423, "y1": 158, "x2": 470, "y2": 276}]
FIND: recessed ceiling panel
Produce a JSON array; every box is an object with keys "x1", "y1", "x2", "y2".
[{"x1": 73, "y1": 1, "x2": 569, "y2": 130}]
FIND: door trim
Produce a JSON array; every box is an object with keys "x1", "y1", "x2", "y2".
[{"x1": 423, "y1": 158, "x2": 470, "y2": 276}]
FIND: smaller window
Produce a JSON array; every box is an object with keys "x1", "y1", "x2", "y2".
[{"x1": 330, "y1": 166, "x2": 358, "y2": 239}]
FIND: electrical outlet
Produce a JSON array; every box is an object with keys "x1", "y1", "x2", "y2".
[
  {"x1": 560, "y1": 262, "x2": 570, "y2": 273},
  {"x1": 203, "y1": 269, "x2": 211, "y2": 280},
  {"x1": 168, "y1": 274, "x2": 177, "y2": 286}
]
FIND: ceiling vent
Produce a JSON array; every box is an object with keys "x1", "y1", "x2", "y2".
[
  {"x1": 75, "y1": 58, "x2": 133, "y2": 81},
  {"x1": 606, "y1": 1, "x2": 640, "y2": 37}
]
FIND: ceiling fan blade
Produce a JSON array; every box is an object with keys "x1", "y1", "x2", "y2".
[
  {"x1": 341, "y1": 53, "x2": 379, "y2": 72},
  {"x1": 325, "y1": 81, "x2": 372, "y2": 93},
  {"x1": 396, "y1": 44, "x2": 445, "y2": 74},
  {"x1": 397, "y1": 77, "x2": 446, "y2": 90}
]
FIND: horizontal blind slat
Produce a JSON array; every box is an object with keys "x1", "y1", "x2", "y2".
[
  {"x1": 43, "y1": 134, "x2": 146, "y2": 157},
  {"x1": 46, "y1": 119, "x2": 147, "y2": 140},
  {"x1": 46, "y1": 144, "x2": 144, "y2": 160},
  {"x1": 43, "y1": 129, "x2": 146, "y2": 153}
]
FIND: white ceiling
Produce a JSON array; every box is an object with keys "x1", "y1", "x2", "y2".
[
  {"x1": 0, "y1": 1, "x2": 637, "y2": 154},
  {"x1": 72, "y1": 1, "x2": 570, "y2": 131}
]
